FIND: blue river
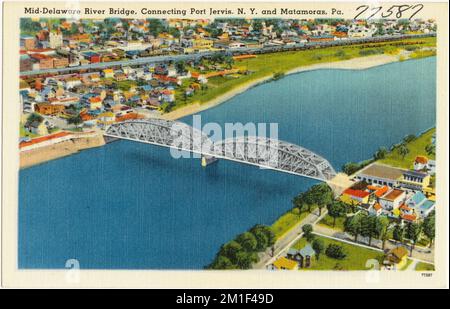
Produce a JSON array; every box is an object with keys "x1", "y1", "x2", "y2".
[{"x1": 19, "y1": 57, "x2": 436, "y2": 269}]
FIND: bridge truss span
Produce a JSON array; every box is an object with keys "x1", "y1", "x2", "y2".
[{"x1": 104, "y1": 119, "x2": 336, "y2": 181}]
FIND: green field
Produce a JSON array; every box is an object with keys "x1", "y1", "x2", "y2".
[
  {"x1": 270, "y1": 207, "x2": 316, "y2": 239},
  {"x1": 19, "y1": 124, "x2": 38, "y2": 138},
  {"x1": 317, "y1": 214, "x2": 346, "y2": 231},
  {"x1": 170, "y1": 36, "x2": 436, "y2": 111},
  {"x1": 415, "y1": 261, "x2": 435, "y2": 271},
  {"x1": 378, "y1": 128, "x2": 435, "y2": 169},
  {"x1": 292, "y1": 234, "x2": 384, "y2": 270},
  {"x1": 399, "y1": 258, "x2": 413, "y2": 270}
]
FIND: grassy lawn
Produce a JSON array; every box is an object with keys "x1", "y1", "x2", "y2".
[
  {"x1": 117, "y1": 80, "x2": 138, "y2": 91},
  {"x1": 378, "y1": 128, "x2": 435, "y2": 169},
  {"x1": 270, "y1": 207, "x2": 316, "y2": 239},
  {"x1": 399, "y1": 258, "x2": 413, "y2": 270},
  {"x1": 317, "y1": 214, "x2": 346, "y2": 231},
  {"x1": 19, "y1": 125, "x2": 38, "y2": 138},
  {"x1": 415, "y1": 261, "x2": 435, "y2": 271},
  {"x1": 292, "y1": 234, "x2": 384, "y2": 270},
  {"x1": 169, "y1": 36, "x2": 436, "y2": 111}
]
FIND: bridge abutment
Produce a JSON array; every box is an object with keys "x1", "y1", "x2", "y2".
[{"x1": 201, "y1": 155, "x2": 219, "y2": 167}]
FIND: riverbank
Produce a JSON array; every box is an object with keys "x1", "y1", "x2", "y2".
[
  {"x1": 20, "y1": 50, "x2": 434, "y2": 168},
  {"x1": 161, "y1": 54, "x2": 400, "y2": 120},
  {"x1": 20, "y1": 132, "x2": 105, "y2": 169}
]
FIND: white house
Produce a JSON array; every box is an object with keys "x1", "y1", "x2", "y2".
[{"x1": 379, "y1": 189, "x2": 406, "y2": 211}]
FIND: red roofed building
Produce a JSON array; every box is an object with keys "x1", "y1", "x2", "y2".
[
  {"x1": 414, "y1": 155, "x2": 429, "y2": 171},
  {"x1": 20, "y1": 131, "x2": 71, "y2": 150},
  {"x1": 341, "y1": 188, "x2": 370, "y2": 204},
  {"x1": 374, "y1": 186, "x2": 389, "y2": 198},
  {"x1": 401, "y1": 213, "x2": 417, "y2": 222}
]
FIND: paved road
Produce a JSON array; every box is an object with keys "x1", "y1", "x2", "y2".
[
  {"x1": 253, "y1": 209, "x2": 328, "y2": 269},
  {"x1": 313, "y1": 224, "x2": 434, "y2": 263},
  {"x1": 254, "y1": 209, "x2": 434, "y2": 269}
]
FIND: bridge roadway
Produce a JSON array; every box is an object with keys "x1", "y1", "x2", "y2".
[
  {"x1": 103, "y1": 119, "x2": 337, "y2": 182},
  {"x1": 20, "y1": 33, "x2": 434, "y2": 77}
]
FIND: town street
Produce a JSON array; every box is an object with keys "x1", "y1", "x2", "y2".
[
  {"x1": 313, "y1": 224, "x2": 435, "y2": 263},
  {"x1": 253, "y1": 208, "x2": 328, "y2": 269}
]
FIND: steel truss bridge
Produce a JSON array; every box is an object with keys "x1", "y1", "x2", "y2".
[{"x1": 104, "y1": 119, "x2": 336, "y2": 181}]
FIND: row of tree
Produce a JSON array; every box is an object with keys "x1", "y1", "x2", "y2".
[
  {"x1": 207, "y1": 224, "x2": 275, "y2": 269},
  {"x1": 344, "y1": 210, "x2": 435, "y2": 255},
  {"x1": 344, "y1": 212, "x2": 390, "y2": 248},
  {"x1": 342, "y1": 133, "x2": 418, "y2": 175},
  {"x1": 392, "y1": 210, "x2": 435, "y2": 254},
  {"x1": 292, "y1": 183, "x2": 334, "y2": 216}
]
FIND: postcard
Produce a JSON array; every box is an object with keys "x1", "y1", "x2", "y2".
[{"x1": 1, "y1": 0, "x2": 448, "y2": 289}]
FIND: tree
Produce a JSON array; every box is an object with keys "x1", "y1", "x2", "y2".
[
  {"x1": 345, "y1": 212, "x2": 365, "y2": 242},
  {"x1": 235, "y1": 251, "x2": 258, "y2": 269},
  {"x1": 403, "y1": 134, "x2": 416, "y2": 143},
  {"x1": 175, "y1": 60, "x2": 186, "y2": 74},
  {"x1": 312, "y1": 239, "x2": 325, "y2": 260},
  {"x1": 250, "y1": 224, "x2": 275, "y2": 248},
  {"x1": 236, "y1": 232, "x2": 258, "y2": 252},
  {"x1": 376, "y1": 216, "x2": 390, "y2": 250},
  {"x1": 67, "y1": 114, "x2": 83, "y2": 126},
  {"x1": 26, "y1": 113, "x2": 44, "y2": 126},
  {"x1": 342, "y1": 162, "x2": 361, "y2": 175},
  {"x1": 302, "y1": 224, "x2": 313, "y2": 241},
  {"x1": 250, "y1": 228, "x2": 268, "y2": 251},
  {"x1": 374, "y1": 147, "x2": 388, "y2": 160},
  {"x1": 305, "y1": 183, "x2": 333, "y2": 216},
  {"x1": 327, "y1": 201, "x2": 346, "y2": 227},
  {"x1": 360, "y1": 215, "x2": 377, "y2": 246},
  {"x1": 219, "y1": 240, "x2": 242, "y2": 264},
  {"x1": 397, "y1": 144, "x2": 410, "y2": 160},
  {"x1": 425, "y1": 144, "x2": 436, "y2": 156},
  {"x1": 405, "y1": 222, "x2": 422, "y2": 256},
  {"x1": 224, "y1": 56, "x2": 234, "y2": 69},
  {"x1": 209, "y1": 255, "x2": 235, "y2": 269},
  {"x1": 422, "y1": 211, "x2": 435, "y2": 247},
  {"x1": 393, "y1": 224, "x2": 404, "y2": 245},
  {"x1": 325, "y1": 244, "x2": 346, "y2": 259},
  {"x1": 293, "y1": 192, "x2": 311, "y2": 213}
]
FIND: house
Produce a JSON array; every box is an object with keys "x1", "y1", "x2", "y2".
[
  {"x1": 65, "y1": 77, "x2": 82, "y2": 89},
  {"x1": 383, "y1": 246, "x2": 409, "y2": 270},
  {"x1": 97, "y1": 111, "x2": 115, "y2": 125},
  {"x1": 34, "y1": 103, "x2": 65, "y2": 115},
  {"x1": 341, "y1": 188, "x2": 370, "y2": 205},
  {"x1": 379, "y1": 189, "x2": 406, "y2": 211},
  {"x1": 267, "y1": 257, "x2": 298, "y2": 270},
  {"x1": 356, "y1": 163, "x2": 406, "y2": 187},
  {"x1": 298, "y1": 245, "x2": 315, "y2": 268},
  {"x1": 406, "y1": 191, "x2": 435, "y2": 218},
  {"x1": 83, "y1": 52, "x2": 101, "y2": 63},
  {"x1": 413, "y1": 156, "x2": 429, "y2": 171},
  {"x1": 398, "y1": 170, "x2": 430, "y2": 191},
  {"x1": 369, "y1": 203, "x2": 383, "y2": 216},
  {"x1": 21, "y1": 36, "x2": 36, "y2": 50},
  {"x1": 103, "y1": 69, "x2": 114, "y2": 78},
  {"x1": 89, "y1": 96, "x2": 103, "y2": 110}
]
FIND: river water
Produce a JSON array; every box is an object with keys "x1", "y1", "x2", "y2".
[{"x1": 19, "y1": 57, "x2": 436, "y2": 269}]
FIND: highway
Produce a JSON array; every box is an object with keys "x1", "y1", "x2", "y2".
[{"x1": 19, "y1": 33, "x2": 435, "y2": 77}]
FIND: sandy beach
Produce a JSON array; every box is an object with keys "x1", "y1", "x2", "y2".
[
  {"x1": 161, "y1": 54, "x2": 400, "y2": 121},
  {"x1": 20, "y1": 133, "x2": 105, "y2": 169}
]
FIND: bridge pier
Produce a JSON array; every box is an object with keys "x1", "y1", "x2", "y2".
[{"x1": 201, "y1": 155, "x2": 218, "y2": 167}]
